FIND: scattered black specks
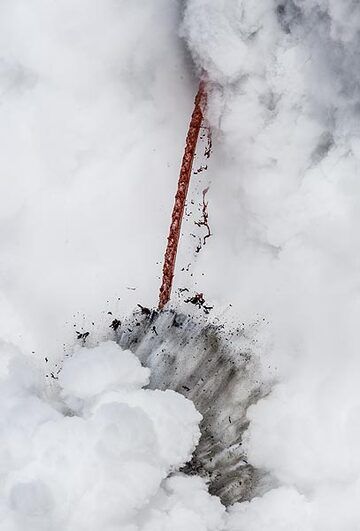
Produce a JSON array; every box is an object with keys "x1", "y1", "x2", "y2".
[
  {"x1": 204, "y1": 132, "x2": 212, "y2": 158},
  {"x1": 184, "y1": 292, "x2": 213, "y2": 314},
  {"x1": 109, "y1": 319, "x2": 121, "y2": 331},
  {"x1": 178, "y1": 287, "x2": 189, "y2": 294},
  {"x1": 185, "y1": 292, "x2": 205, "y2": 306},
  {"x1": 194, "y1": 187, "x2": 212, "y2": 252},
  {"x1": 76, "y1": 331, "x2": 89, "y2": 342},
  {"x1": 137, "y1": 304, "x2": 151, "y2": 316},
  {"x1": 45, "y1": 357, "x2": 48, "y2": 363},
  {"x1": 194, "y1": 164, "x2": 208, "y2": 175}
]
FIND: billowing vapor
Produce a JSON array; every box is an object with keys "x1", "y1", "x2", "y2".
[
  {"x1": 180, "y1": 0, "x2": 360, "y2": 528},
  {"x1": 0, "y1": 0, "x2": 360, "y2": 529}
]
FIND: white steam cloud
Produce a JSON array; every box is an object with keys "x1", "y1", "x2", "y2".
[
  {"x1": 0, "y1": 341, "x2": 224, "y2": 530},
  {"x1": 181, "y1": 0, "x2": 360, "y2": 528},
  {"x1": 1, "y1": 0, "x2": 360, "y2": 529}
]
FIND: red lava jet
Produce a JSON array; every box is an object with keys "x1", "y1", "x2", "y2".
[{"x1": 158, "y1": 80, "x2": 209, "y2": 310}]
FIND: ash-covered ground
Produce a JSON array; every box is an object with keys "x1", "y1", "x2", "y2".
[{"x1": 114, "y1": 305, "x2": 269, "y2": 506}]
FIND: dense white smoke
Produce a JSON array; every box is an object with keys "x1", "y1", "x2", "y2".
[
  {"x1": 1, "y1": 0, "x2": 360, "y2": 529},
  {"x1": 181, "y1": 0, "x2": 360, "y2": 528},
  {"x1": 0, "y1": 340, "x2": 229, "y2": 530},
  {"x1": 0, "y1": 0, "x2": 196, "y2": 356}
]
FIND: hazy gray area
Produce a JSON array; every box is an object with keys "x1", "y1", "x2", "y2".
[{"x1": 116, "y1": 307, "x2": 269, "y2": 506}]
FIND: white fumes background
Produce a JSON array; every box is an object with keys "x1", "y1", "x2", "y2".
[
  {"x1": 183, "y1": 0, "x2": 360, "y2": 528},
  {"x1": 0, "y1": 0, "x2": 360, "y2": 529},
  {"x1": 0, "y1": 0, "x2": 196, "y2": 356}
]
